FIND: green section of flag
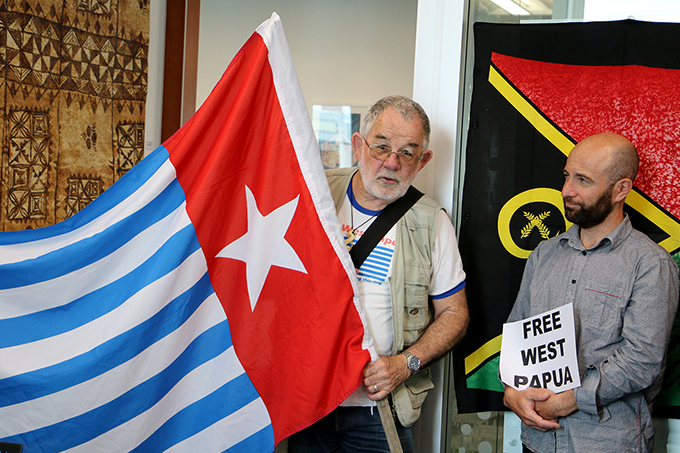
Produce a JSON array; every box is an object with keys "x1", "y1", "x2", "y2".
[{"x1": 466, "y1": 356, "x2": 504, "y2": 393}]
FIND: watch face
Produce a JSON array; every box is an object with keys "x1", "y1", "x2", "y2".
[
  {"x1": 408, "y1": 355, "x2": 420, "y2": 371},
  {"x1": 403, "y1": 351, "x2": 420, "y2": 373}
]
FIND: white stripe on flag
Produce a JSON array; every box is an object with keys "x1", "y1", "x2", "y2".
[
  {"x1": 0, "y1": 291, "x2": 226, "y2": 436},
  {"x1": 257, "y1": 13, "x2": 376, "y2": 361},
  {"x1": 164, "y1": 399, "x2": 271, "y2": 453},
  {"x1": 0, "y1": 202, "x2": 191, "y2": 319},
  {"x1": 0, "y1": 247, "x2": 208, "y2": 378},
  {"x1": 62, "y1": 345, "x2": 265, "y2": 453},
  {"x1": 0, "y1": 159, "x2": 177, "y2": 266}
]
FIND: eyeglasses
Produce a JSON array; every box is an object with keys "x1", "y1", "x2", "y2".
[{"x1": 362, "y1": 136, "x2": 423, "y2": 167}]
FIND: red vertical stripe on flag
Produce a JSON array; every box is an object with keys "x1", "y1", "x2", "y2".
[{"x1": 163, "y1": 28, "x2": 370, "y2": 443}]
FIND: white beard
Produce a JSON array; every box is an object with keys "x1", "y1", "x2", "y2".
[{"x1": 357, "y1": 158, "x2": 417, "y2": 204}]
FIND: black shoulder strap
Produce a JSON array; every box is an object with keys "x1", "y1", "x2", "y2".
[{"x1": 349, "y1": 185, "x2": 424, "y2": 269}]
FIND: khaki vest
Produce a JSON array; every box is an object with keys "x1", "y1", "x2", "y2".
[{"x1": 326, "y1": 167, "x2": 442, "y2": 427}]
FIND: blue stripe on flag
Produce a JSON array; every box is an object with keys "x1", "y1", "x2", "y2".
[
  {"x1": 0, "y1": 179, "x2": 186, "y2": 290},
  {"x1": 359, "y1": 261, "x2": 389, "y2": 276},
  {"x1": 0, "y1": 224, "x2": 201, "y2": 347},
  {"x1": 363, "y1": 257, "x2": 391, "y2": 269},
  {"x1": 0, "y1": 271, "x2": 215, "y2": 407},
  {"x1": 357, "y1": 245, "x2": 394, "y2": 281},
  {"x1": 0, "y1": 146, "x2": 171, "y2": 246},
  {"x1": 358, "y1": 269, "x2": 385, "y2": 279},
  {"x1": 0, "y1": 134, "x2": 273, "y2": 451},
  {"x1": 129, "y1": 373, "x2": 269, "y2": 453},
  {"x1": 226, "y1": 427, "x2": 276, "y2": 453},
  {"x1": 1, "y1": 319, "x2": 234, "y2": 451}
]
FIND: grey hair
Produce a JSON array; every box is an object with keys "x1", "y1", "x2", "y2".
[{"x1": 360, "y1": 95, "x2": 431, "y2": 149}]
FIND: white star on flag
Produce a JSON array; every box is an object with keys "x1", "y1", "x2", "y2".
[{"x1": 217, "y1": 185, "x2": 307, "y2": 310}]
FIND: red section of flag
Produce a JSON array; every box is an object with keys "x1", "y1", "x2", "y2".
[
  {"x1": 492, "y1": 53, "x2": 680, "y2": 219},
  {"x1": 163, "y1": 31, "x2": 370, "y2": 443}
]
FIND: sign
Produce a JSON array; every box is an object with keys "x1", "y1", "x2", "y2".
[{"x1": 500, "y1": 303, "x2": 580, "y2": 393}]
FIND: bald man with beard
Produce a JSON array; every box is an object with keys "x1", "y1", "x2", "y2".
[{"x1": 503, "y1": 133, "x2": 679, "y2": 453}]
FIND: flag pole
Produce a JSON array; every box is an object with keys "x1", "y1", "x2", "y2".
[{"x1": 378, "y1": 399, "x2": 404, "y2": 453}]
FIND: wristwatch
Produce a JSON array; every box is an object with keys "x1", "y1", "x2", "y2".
[{"x1": 402, "y1": 351, "x2": 421, "y2": 375}]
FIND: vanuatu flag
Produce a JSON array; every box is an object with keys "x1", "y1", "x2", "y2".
[{"x1": 455, "y1": 20, "x2": 680, "y2": 414}]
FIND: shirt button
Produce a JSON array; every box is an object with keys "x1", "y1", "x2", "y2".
[
  {"x1": 571, "y1": 279, "x2": 577, "y2": 284},
  {"x1": 582, "y1": 251, "x2": 587, "y2": 256}
]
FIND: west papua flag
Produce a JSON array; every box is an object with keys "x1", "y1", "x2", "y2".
[{"x1": 0, "y1": 13, "x2": 375, "y2": 451}]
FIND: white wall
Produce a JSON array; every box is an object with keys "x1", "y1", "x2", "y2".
[
  {"x1": 412, "y1": 0, "x2": 467, "y2": 218},
  {"x1": 196, "y1": 0, "x2": 418, "y2": 118},
  {"x1": 412, "y1": 2, "x2": 468, "y2": 452},
  {"x1": 143, "y1": 0, "x2": 167, "y2": 153}
]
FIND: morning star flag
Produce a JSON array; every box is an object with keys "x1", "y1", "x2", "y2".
[
  {"x1": 454, "y1": 20, "x2": 680, "y2": 414},
  {"x1": 0, "y1": 13, "x2": 375, "y2": 451}
]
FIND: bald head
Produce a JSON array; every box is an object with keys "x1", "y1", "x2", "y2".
[
  {"x1": 572, "y1": 132, "x2": 639, "y2": 184},
  {"x1": 562, "y1": 133, "x2": 638, "y2": 238}
]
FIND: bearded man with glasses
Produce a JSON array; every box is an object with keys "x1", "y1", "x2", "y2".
[{"x1": 288, "y1": 96, "x2": 469, "y2": 453}]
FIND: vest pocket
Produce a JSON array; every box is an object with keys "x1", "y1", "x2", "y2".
[
  {"x1": 393, "y1": 369, "x2": 435, "y2": 428},
  {"x1": 403, "y1": 278, "x2": 430, "y2": 347}
]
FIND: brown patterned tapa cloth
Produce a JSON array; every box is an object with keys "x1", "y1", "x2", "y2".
[{"x1": 0, "y1": 0, "x2": 149, "y2": 230}]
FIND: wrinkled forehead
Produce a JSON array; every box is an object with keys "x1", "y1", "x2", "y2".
[{"x1": 369, "y1": 110, "x2": 427, "y2": 145}]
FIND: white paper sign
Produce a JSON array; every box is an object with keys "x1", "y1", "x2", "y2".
[{"x1": 500, "y1": 303, "x2": 581, "y2": 393}]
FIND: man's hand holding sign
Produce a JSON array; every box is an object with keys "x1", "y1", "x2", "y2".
[{"x1": 500, "y1": 303, "x2": 580, "y2": 430}]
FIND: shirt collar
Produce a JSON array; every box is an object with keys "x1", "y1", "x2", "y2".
[{"x1": 559, "y1": 214, "x2": 632, "y2": 251}]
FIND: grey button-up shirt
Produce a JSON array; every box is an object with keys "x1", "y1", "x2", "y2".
[{"x1": 508, "y1": 216, "x2": 679, "y2": 453}]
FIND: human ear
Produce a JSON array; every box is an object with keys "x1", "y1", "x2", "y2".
[
  {"x1": 351, "y1": 132, "x2": 364, "y2": 159},
  {"x1": 418, "y1": 150, "x2": 433, "y2": 169},
  {"x1": 613, "y1": 178, "x2": 633, "y2": 202}
]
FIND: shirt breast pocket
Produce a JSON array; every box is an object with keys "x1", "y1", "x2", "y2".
[{"x1": 579, "y1": 281, "x2": 626, "y2": 333}]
